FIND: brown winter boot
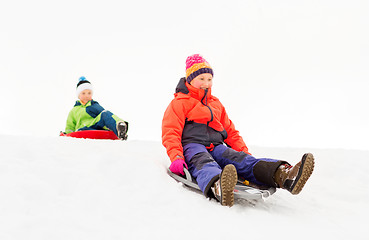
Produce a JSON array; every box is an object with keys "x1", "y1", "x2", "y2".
[
  {"x1": 274, "y1": 153, "x2": 315, "y2": 195},
  {"x1": 211, "y1": 164, "x2": 238, "y2": 207}
]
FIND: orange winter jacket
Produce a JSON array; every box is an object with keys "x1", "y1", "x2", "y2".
[{"x1": 162, "y1": 78, "x2": 250, "y2": 163}]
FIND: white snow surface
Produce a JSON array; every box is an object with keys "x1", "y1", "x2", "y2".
[{"x1": 0, "y1": 135, "x2": 368, "y2": 240}]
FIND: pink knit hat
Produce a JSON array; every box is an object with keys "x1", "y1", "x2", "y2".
[{"x1": 185, "y1": 54, "x2": 213, "y2": 83}]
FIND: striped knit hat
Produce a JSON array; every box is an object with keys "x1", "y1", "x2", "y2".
[
  {"x1": 185, "y1": 54, "x2": 213, "y2": 83},
  {"x1": 76, "y1": 76, "x2": 93, "y2": 97}
]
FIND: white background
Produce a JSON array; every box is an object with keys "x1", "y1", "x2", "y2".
[{"x1": 1, "y1": 0, "x2": 368, "y2": 150}]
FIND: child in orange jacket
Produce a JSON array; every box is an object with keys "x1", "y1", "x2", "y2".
[{"x1": 162, "y1": 54, "x2": 314, "y2": 207}]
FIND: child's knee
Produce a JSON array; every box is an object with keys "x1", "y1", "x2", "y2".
[
  {"x1": 183, "y1": 143, "x2": 208, "y2": 161},
  {"x1": 188, "y1": 151, "x2": 216, "y2": 170},
  {"x1": 100, "y1": 110, "x2": 113, "y2": 118}
]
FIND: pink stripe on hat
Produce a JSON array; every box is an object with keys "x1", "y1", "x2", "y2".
[{"x1": 186, "y1": 54, "x2": 208, "y2": 70}]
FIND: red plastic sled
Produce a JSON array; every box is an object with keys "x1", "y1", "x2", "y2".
[{"x1": 60, "y1": 130, "x2": 119, "y2": 140}]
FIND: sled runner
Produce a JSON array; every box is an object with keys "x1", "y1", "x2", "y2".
[
  {"x1": 168, "y1": 168, "x2": 276, "y2": 201},
  {"x1": 60, "y1": 130, "x2": 119, "y2": 140}
]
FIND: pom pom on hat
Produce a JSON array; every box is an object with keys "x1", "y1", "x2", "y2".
[
  {"x1": 185, "y1": 54, "x2": 213, "y2": 83},
  {"x1": 76, "y1": 76, "x2": 93, "y2": 97}
]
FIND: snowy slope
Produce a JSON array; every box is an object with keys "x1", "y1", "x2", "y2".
[{"x1": 0, "y1": 135, "x2": 368, "y2": 240}]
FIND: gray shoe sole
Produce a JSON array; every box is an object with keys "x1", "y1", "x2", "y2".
[
  {"x1": 291, "y1": 153, "x2": 315, "y2": 195},
  {"x1": 116, "y1": 122, "x2": 127, "y2": 140},
  {"x1": 220, "y1": 164, "x2": 238, "y2": 207}
]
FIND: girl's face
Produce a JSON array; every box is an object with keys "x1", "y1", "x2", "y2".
[
  {"x1": 78, "y1": 89, "x2": 93, "y2": 105},
  {"x1": 190, "y1": 73, "x2": 213, "y2": 90}
]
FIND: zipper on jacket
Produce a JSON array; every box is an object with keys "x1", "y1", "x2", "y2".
[
  {"x1": 201, "y1": 89, "x2": 208, "y2": 105},
  {"x1": 201, "y1": 89, "x2": 214, "y2": 125}
]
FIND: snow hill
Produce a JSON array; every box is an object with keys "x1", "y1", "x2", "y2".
[{"x1": 0, "y1": 134, "x2": 368, "y2": 240}]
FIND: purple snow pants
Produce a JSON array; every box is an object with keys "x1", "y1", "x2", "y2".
[{"x1": 183, "y1": 143, "x2": 284, "y2": 197}]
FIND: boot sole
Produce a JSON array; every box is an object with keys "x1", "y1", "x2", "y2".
[
  {"x1": 220, "y1": 164, "x2": 238, "y2": 207},
  {"x1": 116, "y1": 123, "x2": 127, "y2": 140},
  {"x1": 291, "y1": 153, "x2": 315, "y2": 195}
]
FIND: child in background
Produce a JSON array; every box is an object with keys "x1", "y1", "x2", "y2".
[
  {"x1": 65, "y1": 76, "x2": 128, "y2": 140},
  {"x1": 162, "y1": 54, "x2": 314, "y2": 207}
]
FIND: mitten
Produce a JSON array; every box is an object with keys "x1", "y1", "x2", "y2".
[{"x1": 169, "y1": 158, "x2": 188, "y2": 175}]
